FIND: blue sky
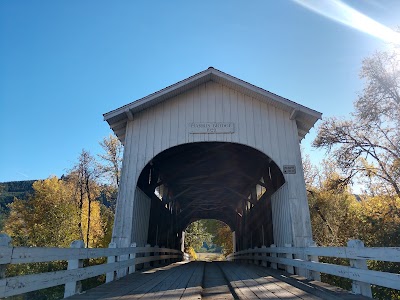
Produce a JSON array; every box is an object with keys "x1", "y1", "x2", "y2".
[{"x1": 0, "y1": 0, "x2": 399, "y2": 182}]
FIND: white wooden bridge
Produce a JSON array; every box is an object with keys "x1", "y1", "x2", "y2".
[{"x1": 1, "y1": 68, "x2": 399, "y2": 299}]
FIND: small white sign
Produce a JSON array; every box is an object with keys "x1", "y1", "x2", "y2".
[
  {"x1": 283, "y1": 165, "x2": 296, "y2": 174},
  {"x1": 188, "y1": 122, "x2": 235, "y2": 134}
]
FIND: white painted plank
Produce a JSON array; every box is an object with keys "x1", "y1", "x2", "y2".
[
  {"x1": 245, "y1": 95, "x2": 256, "y2": 149},
  {"x1": 215, "y1": 83, "x2": 224, "y2": 140},
  {"x1": 269, "y1": 106, "x2": 281, "y2": 166},
  {"x1": 237, "y1": 91, "x2": 247, "y2": 145},
  {"x1": 199, "y1": 83, "x2": 208, "y2": 142},
  {"x1": 192, "y1": 85, "x2": 201, "y2": 143},
  {"x1": 185, "y1": 87, "x2": 194, "y2": 143},
  {"x1": 153, "y1": 101, "x2": 164, "y2": 158},
  {"x1": 169, "y1": 94, "x2": 179, "y2": 148},
  {"x1": 0, "y1": 247, "x2": 12, "y2": 264},
  {"x1": 178, "y1": 93, "x2": 187, "y2": 145},
  {"x1": 230, "y1": 246, "x2": 400, "y2": 262},
  {"x1": 253, "y1": 98, "x2": 263, "y2": 152},
  {"x1": 229, "y1": 88, "x2": 239, "y2": 144},
  {"x1": 207, "y1": 81, "x2": 217, "y2": 141},
  {"x1": 221, "y1": 85, "x2": 230, "y2": 142},
  {"x1": 260, "y1": 102, "x2": 271, "y2": 162},
  {"x1": 7, "y1": 246, "x2": 182, "y2": 264},
  {"x1": 146, "y1": 106, "x2": 156, "y2": 161},
  {"x1": 161, "y1": 101, "x2": 170, "y2": 151}
]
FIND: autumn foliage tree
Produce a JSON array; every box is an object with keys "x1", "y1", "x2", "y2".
[
  {"x1": 314, "y1": 51, "x2": 400, "y2": 197},
  {"x1": 5, "y1": 177, "x2": 80, "y2": 247}
]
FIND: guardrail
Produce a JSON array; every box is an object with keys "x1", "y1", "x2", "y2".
[
  {"x1": 0, "y1": 234, "x2": 189, "y2": 298},
  {"x1": 227, "y1": 239, "x2": 400, "y2": 298}
]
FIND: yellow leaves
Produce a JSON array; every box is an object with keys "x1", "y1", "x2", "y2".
[
  {"x1": 186, "y1": 247, "x2": 197, "y2": 260},
  {"x1": 4, "y1": 176, "x2": 113, "y2": 248},
  {"x1": 81, "y1": 200, "x2": 104, "y2": 247},
  {"x1": 309, "y1": 190, "x2": 400, "y2": 248}
]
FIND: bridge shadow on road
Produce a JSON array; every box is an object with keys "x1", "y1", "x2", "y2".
[{"x1": 66, "y1": 261, "x2": 368, "y2": 300}]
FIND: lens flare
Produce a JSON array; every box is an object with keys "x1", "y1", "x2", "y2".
[{"x1": 294, "y1": 0, "x2": 400, "y2": 45}]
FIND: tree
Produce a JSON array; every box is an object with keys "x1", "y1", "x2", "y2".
[
  {"x1": 314, "y1": 50, "x2": 400, "y2": 197},
  {"x1": 5, "y1": 177, "x2": 80, "y2": 247},
  {"x1": 213, "y1": 222, "x2": 233, "y2": 255},
  {"x1": 304, "y1": 158, "x2": 358, "y2": 246},
  {"x1": 184, "y1": 220, "x2": 212, "y2": 252},
  {"x1": 98, "y1": 134, "x2": 123, "y2": 188},
  {"x1": 69, "y1": 150, "x2": 101, "y2": 247},
  {"x1": 98, "y1": 135, "x2": 123, "y2": 212}
]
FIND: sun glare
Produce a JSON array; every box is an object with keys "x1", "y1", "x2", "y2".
[{"x1": 294, "y1": 0, "x2": 400, "y2": 45}]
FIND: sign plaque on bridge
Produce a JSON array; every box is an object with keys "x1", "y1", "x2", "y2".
[
  {"x1": 188, "y1": 122, "x2": 235, "y2": 134},
  {"x1": 283, "y1": 165, "x2": 296, "y2": 174}
]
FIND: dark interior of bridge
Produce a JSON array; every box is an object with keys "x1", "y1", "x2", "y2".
[{"x1": 137, "y1": 142, "x2": 285, "y2": 251}]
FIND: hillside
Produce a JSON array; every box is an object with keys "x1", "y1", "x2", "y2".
[{"x1": 0, "y1": 180, "x2": 36, "y2": 210}]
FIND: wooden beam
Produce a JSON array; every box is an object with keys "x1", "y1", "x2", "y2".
[
  {"x1": 115, "y1": 128, "x2": 126, "y2": 137},
  {"x1": 110, "y1": 119, "x2": 128, "y2": 129},
  {"x1": 175, "y1": 167, "x2": 238, "y2": 183},
  {"x1": 256, "y1": 180, "x2": 268, "y2": 189},
  {"x1": 290, "y1": 109, "x2": 298, "y2": 120},
  {"x1": 250, "y1": 186, "x2": 257, "y2": 205},
  {"x1": 223, "y1": 186, "x2": 249, "y2": 201},
  {"x1": 169, "y1": 187, "x2": 192, "y2": 201},
  {"x1": 162, "y1": 186, "x2": 169, "y2": 203},
  {"x1": 154, "y1": 180, "x2": 164, "y2": 188},
  {"x1": 125, "y1": 109, "x2": 134, "y2": 121}
]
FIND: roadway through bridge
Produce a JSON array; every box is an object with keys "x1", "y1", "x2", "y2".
[{"x1": 66, "y1": 261, "x2": 367, "y2": 300}]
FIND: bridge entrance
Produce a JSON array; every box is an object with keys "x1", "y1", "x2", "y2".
[
  {"x1": 104, "y1": 67, "x2": 322, "y2": 276},
  {"x1": 137, "y1": 142, "x2": 284, "y2": 252}
]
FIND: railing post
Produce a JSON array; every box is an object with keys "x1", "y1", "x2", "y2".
[
  {"x1": 64, "y1": 240, "x2": 84, "y2": 298},
  {"x1": 261, "y1": 245, "x2": 267, "y2": 267},
  {"x1": 347, "y1": 240, "x2": 372, "y2": 298},
  {"x1": 144, "y1": 244, "x2": 151, "y2": 268},
  {"x1": 153, "y1": 245, "x2": 159, "y2": 266},
  {"x1": 284, "y1": 243, "x2": 294, "y2": 274},
  {"x1": 129, "y1": 243, "x2": 137, "y2": 274},
  {"x1": 0, "y1": 234, "x2": 12, "y2": 279},
  {"x1": 106, "y1": 242, "x2": 117, "y2": 283},
  {"x1": 308, "y1": 242, "x2": 321, "y2": 281},
  {"x1": 270, "y1": 244, "x2": 277, "y2": 269},
  {"x1": 254, "y1": 246, "x2": 259, "y2": 265},
  {"x1": 161, "y1": 245, "x2": 166, "y2": 264},
  {"x1": 248, "y1": 248, "x2": 252, "y2": 264}
]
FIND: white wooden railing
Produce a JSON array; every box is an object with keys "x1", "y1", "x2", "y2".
[
  {"x1": 227, "y1": 240, "x2": 400, "y2": 298},
  {"x1": 0, "y1": 234, "x2": 189, "y2": 298}
]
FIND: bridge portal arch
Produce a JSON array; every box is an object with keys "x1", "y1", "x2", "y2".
[
  {"x1": 135, "y1": 141, "x2": 285, "y2": 252},
  {"x1": 104, "y1": 67, "x2": 322, "y2": 260}
]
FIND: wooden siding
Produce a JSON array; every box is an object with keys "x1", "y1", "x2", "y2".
[
  {"x1": 131, "y1": 188, "x2": 151, "y2": 246},
  {"x1": 271, "y1": 184, "x2": 293, "y2": 247},
  {"x1": 112, "y1": 81, "x2": 312, "y2": 248}
]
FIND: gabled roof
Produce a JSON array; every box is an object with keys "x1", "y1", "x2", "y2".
[{"x1": 104, "y1": 67, "x2": 322, "y2": 141}]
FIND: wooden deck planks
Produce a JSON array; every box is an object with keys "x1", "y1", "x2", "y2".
[
  {"x1": 202, "y1": 262, "x2": 234, "y2": 300},
  {"x1": 219, "y1": 262, "x2": 300, "y2": 300},
  {"x1": 66, "y1": 262, "x2": 365, "y2": 300},
  {"x1": 225, "y1": 263, "x2": 321, "y2": 300}
]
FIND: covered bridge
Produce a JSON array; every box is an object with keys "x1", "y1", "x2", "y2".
[{"x1": 104, "y1": 67, "x2": 321, "y2": 258}]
